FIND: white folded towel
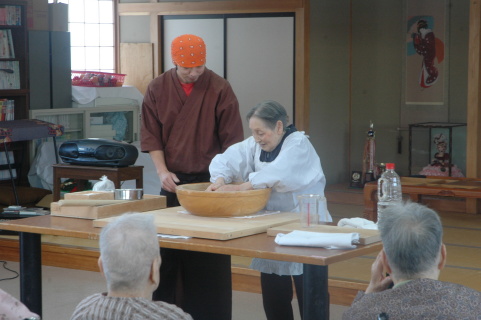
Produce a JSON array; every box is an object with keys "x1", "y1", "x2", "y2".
[
  {"x1": 274, "y1": 230, "x2": 359, "y2": 249},
  {"x1": 337, "y1": 217, "x2": 378, "y2": 230}
]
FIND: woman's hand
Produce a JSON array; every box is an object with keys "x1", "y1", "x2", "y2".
[
  {"x1": 205, "y1": 178, "x2": 226, "y2": 191},
  {"x1": 365, "y1": 250, "x2": 393, "y2": 293},
  {"x1": 216, "y1": 182, "x2": 253, "y2": 192},
  {"x1": 206, "y1": 180, "x2": 253, "y2": 192}
]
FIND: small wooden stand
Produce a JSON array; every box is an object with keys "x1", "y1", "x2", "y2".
[{"x1": 52, "y1": 164, "x2": 143, "y2": 202}]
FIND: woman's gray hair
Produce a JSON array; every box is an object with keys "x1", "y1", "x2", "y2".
[
  {"x1": 99, "y1": 213, "x2": 159, "y2": 292},
  {"x1": 246, "y1": 100, "x2": 288, "y2": 130},
  {"x1": 378, "y1": 202, "x2": 443, "y2": 279}
]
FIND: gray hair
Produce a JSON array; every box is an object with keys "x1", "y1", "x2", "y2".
[
  {"x1": 246, "y1": 100, "x2": 288, "y2": 130},
  {"x1": 378, "y1": 202, "x2": 443, "y2": 279},
  {"x1": 99, "y1": 213, "x2": 159, "y2": 292}
]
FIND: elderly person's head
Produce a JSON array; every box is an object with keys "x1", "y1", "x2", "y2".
[
  {"x1": 99, "y1": 213, "x2": 160, "y2": 298},
  {"x1": 378, "y1": 202, "x2": 446, "y2": 282},
  {"x1": 171, "y1": 34, "x2": 206, "y2": 84},
  {"x1": 246, "y1": 100, "x2": 289, "y2": 152}
]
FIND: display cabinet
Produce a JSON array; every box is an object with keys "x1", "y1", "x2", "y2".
[{"x1": 409, "y1": 122, "x2": 467, "y2": 177}]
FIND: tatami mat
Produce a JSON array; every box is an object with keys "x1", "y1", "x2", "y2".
[
  {"x1": 325, "y1": 202, "x2": 481, "y2": 293},
  {"x1": 235, "y1": 201, "x2": 481, "y2": 295}
]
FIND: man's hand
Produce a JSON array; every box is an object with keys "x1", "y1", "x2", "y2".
[
  {"x1": 365, "y1": 250, "x2": 393, "y2": 293},
  {"x1": 159, "y1": 170, "x2": 180, "y2": 193}
]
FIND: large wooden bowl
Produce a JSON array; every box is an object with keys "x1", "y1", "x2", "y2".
[{"x1": 176, "y1": 182, "x2": 271, "y2": 217}]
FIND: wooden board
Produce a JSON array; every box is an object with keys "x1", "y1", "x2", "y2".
[
  {"x1": 64, "y1": 191, "x2": 114, "y2": 200},
  {"x1": 93, "y1": 207, "x2": 300, "y2": 240},
  {"x1": 50, "y1": 195, "x2": 166, "y2": 220},
  {"x1": 120, "y1": 43, "x2": 153, "y2": 95},
  {"x1": 267, "y1": 223, "x2": 381, "y2": 245}
]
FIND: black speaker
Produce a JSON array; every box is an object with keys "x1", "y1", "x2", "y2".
[{"x1": 59, "y1": 138, "x2": 138, "y2": 167}]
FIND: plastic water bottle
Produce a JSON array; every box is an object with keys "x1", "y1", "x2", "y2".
[{"x1": 377, "y1": 163, "x2": 402, "y2": 223}]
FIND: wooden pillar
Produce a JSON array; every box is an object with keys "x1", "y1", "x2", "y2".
[
  {"x1": 151, "y1": 12, "x2": 160, "y2": 77},
  {"x1": 295, "y1": 6, "x2": 309, "y2": 132},
  {"x1": 466, "y1": 0, "x2": 481, "y2": 213}
]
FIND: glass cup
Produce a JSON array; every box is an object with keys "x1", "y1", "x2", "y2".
[{"x1": 298, "y1": 194, "x2": 322, "y2": 227}]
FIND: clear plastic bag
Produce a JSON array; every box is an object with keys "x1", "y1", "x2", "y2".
[{"x1": 92, "y1": 175, "x2": 115, "y2": 191}]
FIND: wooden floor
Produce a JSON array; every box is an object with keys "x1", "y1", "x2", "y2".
[{"x1": 1, "y1": 182, "x2": 480, "y2": 306}]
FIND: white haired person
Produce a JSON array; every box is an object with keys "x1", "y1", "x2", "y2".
[
  {"x1": 207, "y1": 100, "x2": 331, "y2": 320},
  {"x1": 70, "y1": 213, "x2": 192, "y2": 320},
  {"x1": 343, "y1": 202, "x2": 481, "y2": 319}
]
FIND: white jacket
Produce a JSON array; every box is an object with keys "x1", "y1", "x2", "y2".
[{"x1": 209, "y1": 131, "x2": 331, "y2": 275}]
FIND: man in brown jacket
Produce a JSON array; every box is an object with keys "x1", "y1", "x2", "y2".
[{"x1": 141, "y1": 34, "x2": 244, "y2": 320}]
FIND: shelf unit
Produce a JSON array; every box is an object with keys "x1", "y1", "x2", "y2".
[
  {"x1": 0, "y1": 0, "x2": 28, "y2": 119},
  {"x1": 0, "y1": 1, "x2": 29, "y2": 185},
  {"x1": 30, "y1": 104, "x2": 140, "y2": 161}
]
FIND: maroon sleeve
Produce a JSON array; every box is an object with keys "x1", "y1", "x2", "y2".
[
  {"x1": 215, "y1": 81, "x2": 244, "y2": 152},
  {"x1": 140, "y1": 81, "x2": 164, "y2": 153}
]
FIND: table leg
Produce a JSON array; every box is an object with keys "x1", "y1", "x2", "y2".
[
  {"x1": 19, "y1": 232, "x2": 42, "y2": 317},
  {"x1": 113, "y1": 178, "x2": 121, "y2": 189},
  {"x1": 136, "y1": 176, "x2": 143, "y2": 189},
  {"x1": 303, "y1": 264, "x2": 329, "y2": 320},
  {"x1": 53, "y1": 169, "x2": 61, "y2": 202}
]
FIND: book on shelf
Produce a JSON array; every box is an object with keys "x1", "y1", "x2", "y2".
[
  {"x1": 0, "y1": 29, "x2": 14, "y2": 58},
  {"x1": 0, "y1": 60, "x2": 19, "y2": 89},
  {"x1": 0, "y1": 5, "x2": 21, "y2": 26},
  {"x1": 0, "y1": 99, "x2": 14, "y2": 121}
]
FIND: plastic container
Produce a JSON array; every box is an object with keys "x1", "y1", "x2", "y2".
[
  {"x1": 71, "y1": 70, "x2": 126, "y2": 87},
  {"x1": 298, "y1": 194, "x2": 323, "y2": 227},
  {"x1": 377, "y1": 163, "x2": 402, "y2": 223}
]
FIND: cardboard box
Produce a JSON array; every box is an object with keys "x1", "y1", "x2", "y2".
[
  {"x1": 64, "y1": 191, "x2": 114, "y2": 200},
  {"x1": 48, "y1": 3, "x2": 68, "y2": 32},
  {"x1": 27, "y1": 0, "x2": 49, "y2": 31}
]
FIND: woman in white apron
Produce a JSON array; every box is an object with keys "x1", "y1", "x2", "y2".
[{"x1": 207, "y1": 100, "x2": 331, "y2": 320}]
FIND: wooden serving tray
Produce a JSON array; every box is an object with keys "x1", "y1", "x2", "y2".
[
  {"x1": 267, "y1": 223, "x2": 381, "y2": 245},
  {"x1": 50, "y1": 195, "x2": 166, "y2": 220},
  {"x1": 94, "y1": 207, "x2": 300, "y2": 240}
]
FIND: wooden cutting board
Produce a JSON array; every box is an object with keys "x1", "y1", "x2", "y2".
[
  {"x1": 51, "y1": 195, "x2": 166, "y2": 220},
  {"x1": 93, "y1": 207, "x2": 300, "y2": 240},
  {"x1": 267, "y1": 223, "x2": 381, "y2": 245}
]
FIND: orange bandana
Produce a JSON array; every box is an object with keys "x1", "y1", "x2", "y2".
[{"x1": 171, "y1": 34, "x2": 206, "y2": 67}]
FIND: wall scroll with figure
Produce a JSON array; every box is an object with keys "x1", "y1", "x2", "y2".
[{"x1": 405, "y1": 0, "x2": 446, "y2": 105}]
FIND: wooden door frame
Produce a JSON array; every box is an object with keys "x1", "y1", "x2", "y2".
[
  {"x1": 117, "y1": 0, "x2": 310, "y2": 132},
  {"x1": 466, "y1": 0, "x2": 481, "y2": 212}
]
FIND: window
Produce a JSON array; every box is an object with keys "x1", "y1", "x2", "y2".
[{"x1": 48, "y1": 0, "x2": 114, "y2": 72}]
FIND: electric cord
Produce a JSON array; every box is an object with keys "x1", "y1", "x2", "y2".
[{"x1": 0, "y1": 260, "x2": 19, "y2": 281}]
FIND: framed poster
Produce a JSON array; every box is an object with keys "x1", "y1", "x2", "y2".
[{"x1": 405, "y1": 0, "x2": 447, "y2": 105}]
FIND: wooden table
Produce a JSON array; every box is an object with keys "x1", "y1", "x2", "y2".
[
  {"x1": 52, "y1": 164, "x2": 143, "y2": 201},
  {"x1": 0, "y1": 215, "x2": 382, "y2": 319},
  {"x1": 364, "y1": 176, "x2": 481, "y2": 221}
]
